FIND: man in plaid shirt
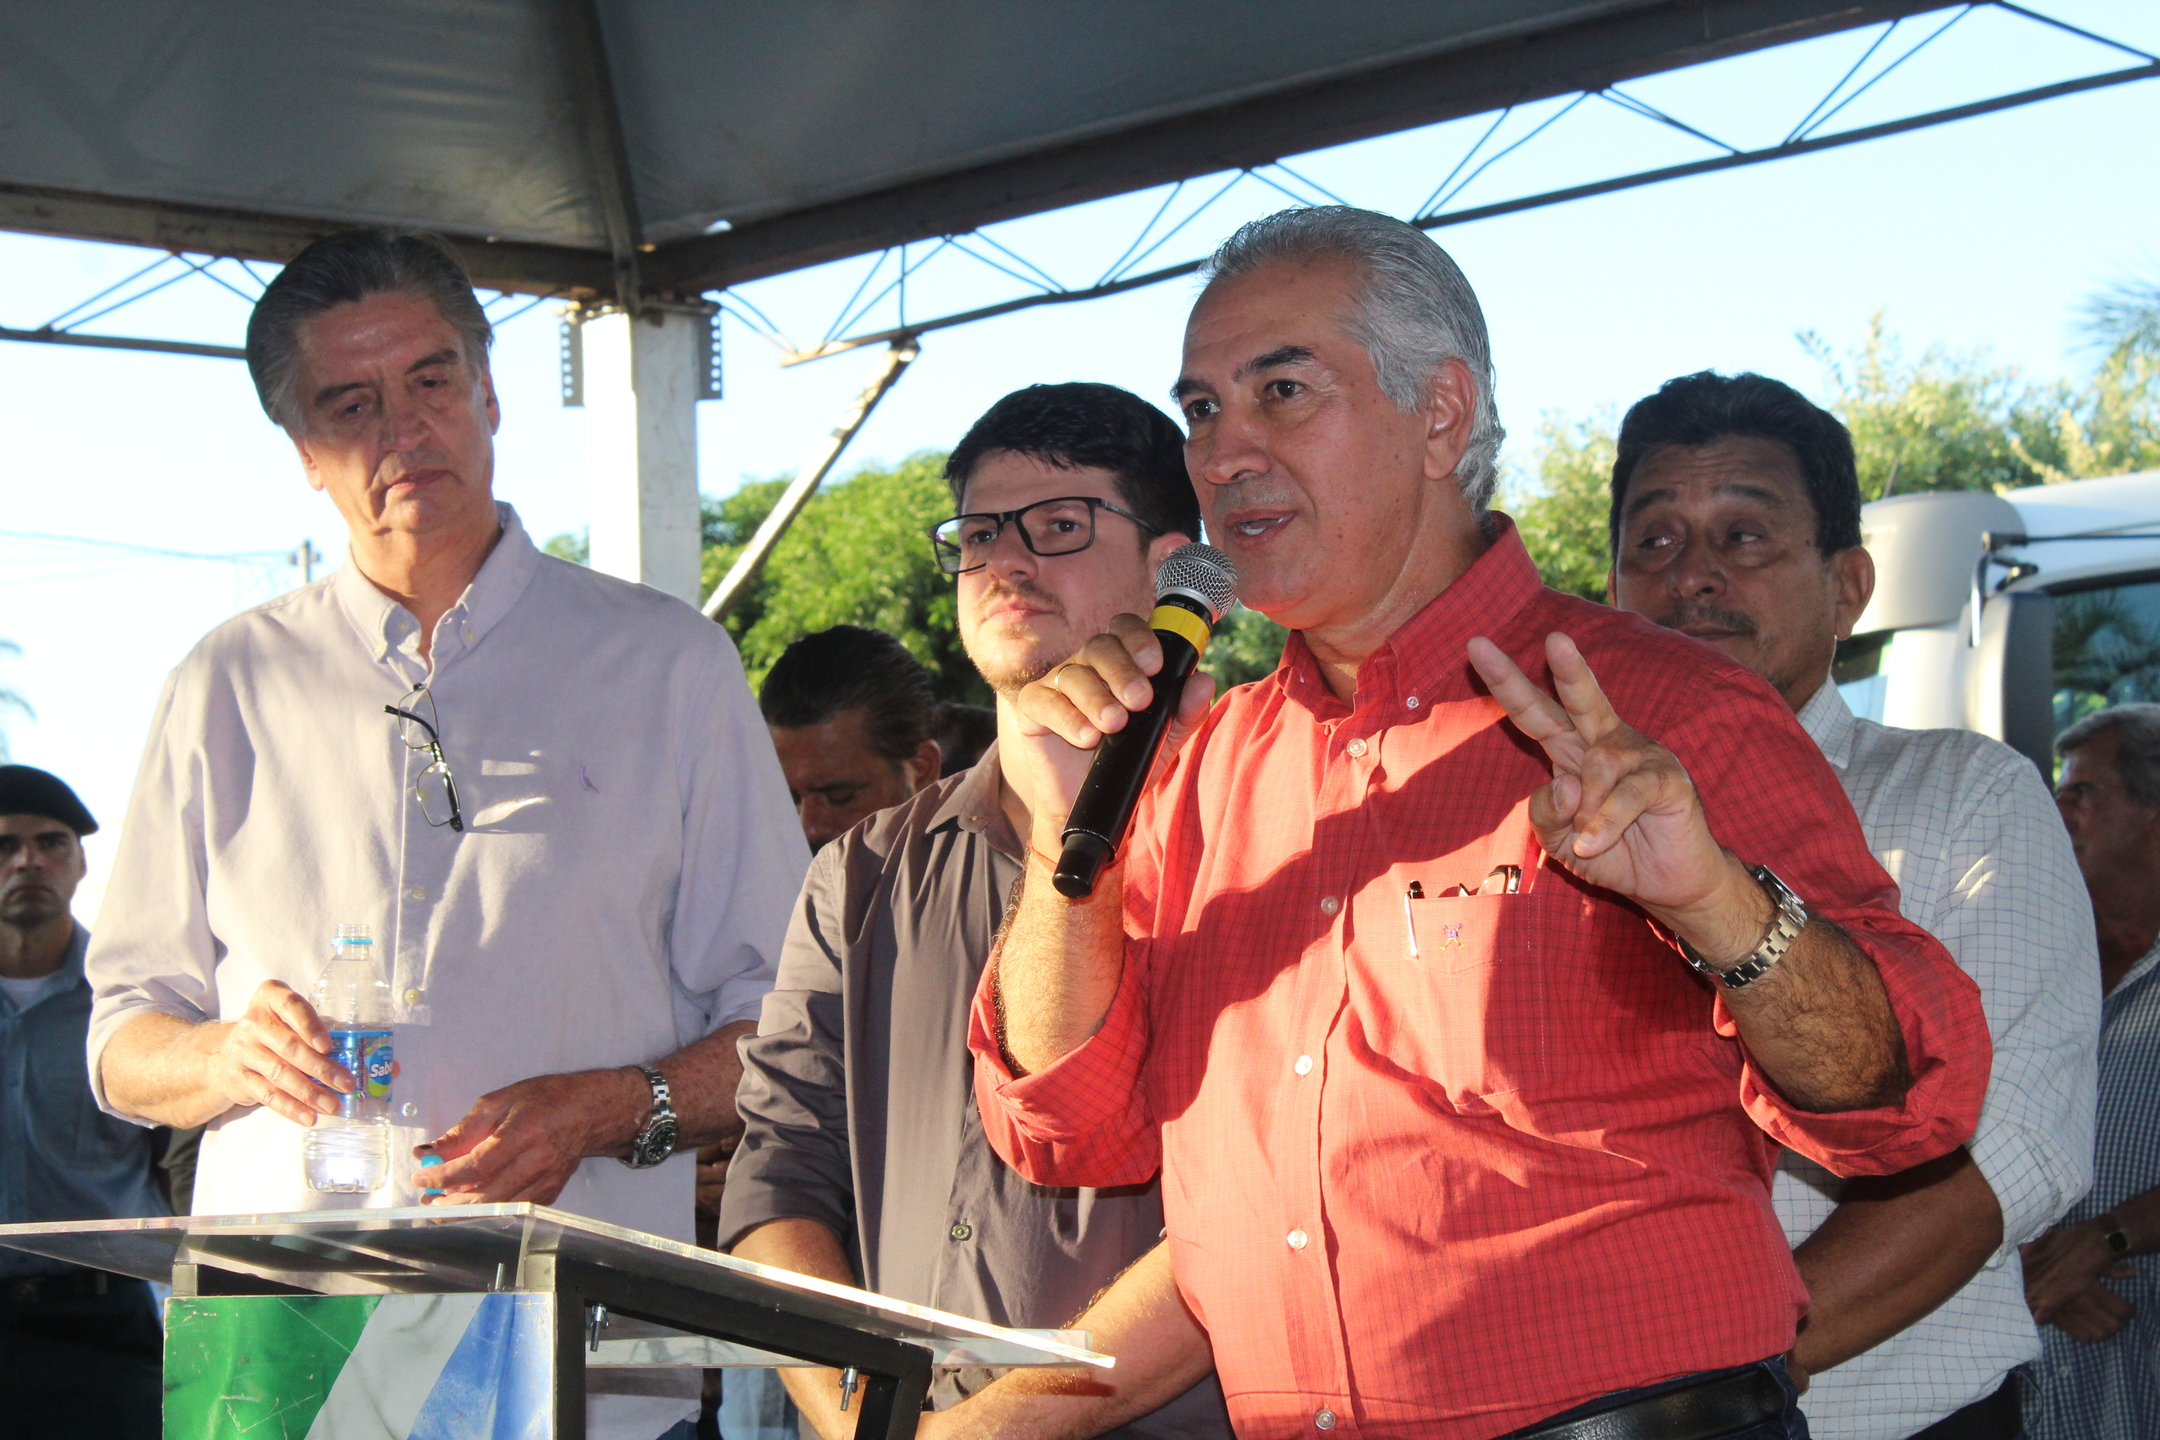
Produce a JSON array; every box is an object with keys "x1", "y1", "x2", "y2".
[{"x1": 1609, "y1": 370, "x2": 2098, "y2": 1440}]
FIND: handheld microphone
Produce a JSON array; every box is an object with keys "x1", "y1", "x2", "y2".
[{"x1": 1053, "y1": 543, "x2": 1238, "y2": 899}]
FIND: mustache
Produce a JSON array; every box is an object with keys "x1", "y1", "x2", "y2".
[
  {"x1": 1664, "y1": 600, "x2": 1759, "y2": 637},
  {"x1": 1208, "y1": 477, "x2": 1299, "y2": 514},
  {"x1": 974, "y1": 577, "x2": 1065, "y2": 618}
]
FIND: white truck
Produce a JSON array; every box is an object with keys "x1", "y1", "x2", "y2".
[{"x1": 1841, "y1": 468, "x2": 2160, "y2": 774}]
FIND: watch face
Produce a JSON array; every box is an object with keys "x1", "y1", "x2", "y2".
[{"x1": 635, "y1": 1116, "x2": 679, "y2": 1167}]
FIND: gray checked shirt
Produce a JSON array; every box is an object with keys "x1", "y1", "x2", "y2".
[
  {"x1": 2023, "y1": 939, "x2": 2160, "y2": 1440},
  {"x1": 720, "y1": 745, "x2": 1230, "y2": 1433}
]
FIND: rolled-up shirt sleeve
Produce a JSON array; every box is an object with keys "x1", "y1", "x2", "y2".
[
  {"x1": 968, "y1": 934, "x2": 1161, "y2": 1189},
  {"x1": 85, "y1": 667, "x2": 220, "y2": 1121},
  {"x1": 969, "y1": 734, "x2": 1198, "y2": 1192},
  {"x1": 717, "y1": 841, "x2": 859, "y2": 1254},
  {"x1": 1673, "y1": 671, "x2": 1992, "y2": 1176},
  {"x1": 1940, "y1": 756, "x2": 2099, "y2": 1255}
]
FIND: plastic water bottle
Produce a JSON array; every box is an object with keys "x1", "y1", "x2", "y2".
[{"x1": 303, "y1": 923, "x2": 394, "y2": 1194}]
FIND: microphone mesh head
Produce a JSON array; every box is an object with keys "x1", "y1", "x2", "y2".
[{"x1": 1155, "y1": 543, "x2": 1238, "y2": 623}]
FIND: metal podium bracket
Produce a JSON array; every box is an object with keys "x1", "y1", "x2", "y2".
[
  {"x1": 525, "y1": 1254, "x2": 932, "y2": 1440},
  {"x1": 0, "y1": 1204, "x2": 1107, "y2": 1440},
  {"x1": 587, "y1": 1325, "x2": 1091, "y2": 1369}
]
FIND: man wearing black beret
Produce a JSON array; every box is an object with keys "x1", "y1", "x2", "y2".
[{"x1": 0, "y1": 766, "x2": 172, "y2": 1440}]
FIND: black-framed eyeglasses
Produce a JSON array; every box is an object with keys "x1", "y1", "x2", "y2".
[
  {"x1": 384, "y1": 684, "x2": 463, "y2": 833},
  {"x1": 927, "y1": 496, "x2": 1162, "y2": 576}
]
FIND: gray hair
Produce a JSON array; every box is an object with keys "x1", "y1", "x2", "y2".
[
  {"x1": 1202, "y1": 206, "x2": 1505, "y2": 512},
  {"x1": 245, "y1": 230, "x2": 493, "y2": 432},
  {"x1": 2057, "y1": 702, "x2": 2160, "y2": 805}
]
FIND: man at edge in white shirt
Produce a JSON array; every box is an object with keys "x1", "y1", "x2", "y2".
[
  {"x1": 85, "y1": 230, "x2": 806, "y2": 1440},
  {"x1": 1608, "y1": 370, "x2": 2099, "y2": 1440}
]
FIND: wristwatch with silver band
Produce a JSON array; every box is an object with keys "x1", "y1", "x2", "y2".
[
  {"x1": 1679, "y1": 864, "x2": 1808, "y2": 990},
  {"x1": 620, "y1": 1064, "x2": 679, "y2": 1169}
]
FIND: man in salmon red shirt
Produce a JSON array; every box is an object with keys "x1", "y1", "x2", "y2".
[{"x1": 967, "y1": 206, "x2": 1993, "y2": 1440}]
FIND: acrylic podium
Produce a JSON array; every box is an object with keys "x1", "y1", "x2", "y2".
[{"x1": 0, "y1": 1204, "x2": 1109, "y2": 1439}]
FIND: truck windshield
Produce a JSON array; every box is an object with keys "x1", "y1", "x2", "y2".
[{"x1": 2056, "y1": 578, "x2": 2160, "y2": 733}]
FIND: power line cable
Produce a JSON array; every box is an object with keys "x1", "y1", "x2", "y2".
[{"x1": 0, "y1": 529, "x2": 299, "y2": 563}]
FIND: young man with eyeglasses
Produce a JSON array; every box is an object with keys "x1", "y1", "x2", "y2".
[
  {"x1": 718, "y1": 383, "x2": 1233, "y2": 1440},
  {"x1": 84, "y1": 230, "x2": 804, "y2": 1440}
]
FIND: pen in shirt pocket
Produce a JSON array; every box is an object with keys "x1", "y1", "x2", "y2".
[{"x1": 1402, "y1": 867, "x2": 1523, "y2": 959}]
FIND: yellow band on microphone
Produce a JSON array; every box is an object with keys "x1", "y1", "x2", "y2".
[{"x1": 1150, "y1": 601, "x2": 1213, "y2": 658}]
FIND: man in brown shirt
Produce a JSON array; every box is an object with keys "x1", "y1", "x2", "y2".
[{"x1": 719, "y1": 383, "x2": 1231, "y2": 1439}]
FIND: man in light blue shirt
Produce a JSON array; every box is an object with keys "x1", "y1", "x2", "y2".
[
  {"x1": 85, "y1": 231, "x2": 806, "y2": 1440},
  {"x1": 0, "y1": 765, "x2": 168, "y2": 1440}
]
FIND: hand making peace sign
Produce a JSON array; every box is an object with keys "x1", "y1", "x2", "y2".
[{"x1": 1466, "y1": 631, "x2": 1756, "y2": 936}]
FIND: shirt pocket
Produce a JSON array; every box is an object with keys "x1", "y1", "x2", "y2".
[{"x1": 1355, "y1": 889, "x2": 1558, "y2": 1103}]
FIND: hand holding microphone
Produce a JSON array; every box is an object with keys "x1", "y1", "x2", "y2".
[{"x1": 1014, "y1": 544, "x2": 1238, "y2": 898}]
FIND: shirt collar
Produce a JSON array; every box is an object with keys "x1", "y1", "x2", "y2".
[
  {"x1": 333, "y1": 502, "x2": 538, "y2": 668},
  {"x1": 1277, "y1": 513, "x2": 1545, "y2": 720},
  {"x1": 2110, "y1": 937, "x2": 2160, "y2": 1014},
  {"x1": 3, "y1": 925, "x2": 88, "y2": 1014},
  {"x1": 1794, "y1": 679, "x2": 1857, "y2": 770},
  {"x1": 928, "y1": 741, "x2": 1022, "y2": 860}
]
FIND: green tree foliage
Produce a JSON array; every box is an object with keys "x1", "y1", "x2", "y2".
[
  {"x1": 1802, "y1": 315, "x2": 2050, "y2": 500},
  {"x1": 1503, "y1": 411, "x2": 1617, "y2": 601},
  {"x1": 2080, "y1": 268, "x2": 2160, "y2": 361},
  {"x1": 696, "y1": 478, "x2": 790, "y2": 642},
  {"x1": 1206, "y1": 607, "x2": 1291, "y2": 690},
  {"x1": 2012, "y1": 351, "x2": 2160, "y2": 484},
  {"x1": 712, "y1": 457, "x2": 992, "y2": 705},
  {"x1": 541, "y1": 530, "x2": 588, "y2": 564},
  {"x1": 1504, "y1": 307, "x2": 2160, "y2": 596}
]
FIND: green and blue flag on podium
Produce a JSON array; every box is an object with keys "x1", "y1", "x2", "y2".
[{"x1": 164, "y1": 1292, "x2": 553, "y2": 1439}]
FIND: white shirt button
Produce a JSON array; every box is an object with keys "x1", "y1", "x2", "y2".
[
  {"x1": 1345, "y1": 737, "x2": 1368, "y2": 758},
  {"x1": 1405, "y1": 695, "x2": 1420, "y2": 709},
  {"x1": 1315, "y1": 1408, "x2": 1337, "y2": 1430},
  {"x1": 403, "y1": 988, "x2": 423, "y2": 1005},
  {"x1": 408, "y1": 887, "x2": 427, "y2": 901},
  {"x1": 1319, "y1": 896, "x2": 1340, "y2": 917},
  {"x1": 1294, "y1": 1054, "x2": 1314, "y2": 1076},
  {"x1": 1287, "y1": 1228, "x2": 1308, "y2": 1250},
  {"x1": 399, "y1": 1101, "x2": 418, "y2": 1118}
]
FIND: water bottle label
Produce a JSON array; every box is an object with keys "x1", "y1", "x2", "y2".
[
  {"x1": 363, "y1": 1037, "x2": 394, "y2": 1098},
  {"x1": 329, "y1": 1029, "x2": 394, "y2": 1104}
]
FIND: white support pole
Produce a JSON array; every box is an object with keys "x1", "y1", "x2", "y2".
[{"x1": 583, "y1": 308, "x2": 704, "y2": 605}]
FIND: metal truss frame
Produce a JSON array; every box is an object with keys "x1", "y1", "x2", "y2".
[
  {"x1": 0, "y1": 247, "x2": 563, "y2": 364},
  {"x1": 1, "y1": 2, "x2": 2152, "y2": 374},
  {"x1": 720, "y1": 0, "x2": 2158, "y2": 368}
]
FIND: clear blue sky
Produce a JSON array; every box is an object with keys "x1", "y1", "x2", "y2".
[{"x1": 3, "y1": 1, "x2": 2155, "y2": 920}]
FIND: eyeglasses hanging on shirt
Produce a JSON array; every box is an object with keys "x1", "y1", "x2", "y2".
[{"x1": 384, "y1": 684, "x2": 464, "y2": 833}]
